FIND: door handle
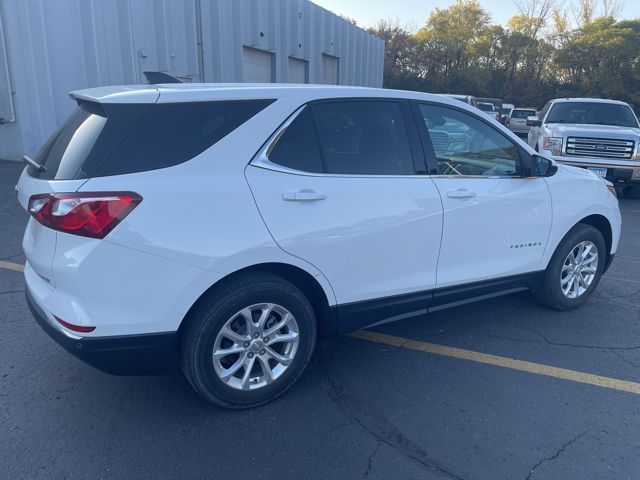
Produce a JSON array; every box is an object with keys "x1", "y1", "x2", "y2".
[
  {"x1": 282, "y1": 190, "x2": 327, "y2": 202},
  {"x1": 446, "y1": 189, "x2": 476, "y2": 199}
]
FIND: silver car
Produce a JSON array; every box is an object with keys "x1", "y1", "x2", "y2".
[{"x1": 507, "y1": 108, "x2": 537, "y2": 135}]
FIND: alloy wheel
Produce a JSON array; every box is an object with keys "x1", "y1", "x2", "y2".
[
  {"x1": 212, "y1": 303, "x2": 299, "y2": 390},
  {"x1": 560, "y1": 241, "x2": 598, "y2": 299}
]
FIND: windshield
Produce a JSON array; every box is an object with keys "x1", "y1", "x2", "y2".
[
  {"x1": 478, "y1": 103, "x2": 494, "y2": 112},
  {"x1": 546, "y1": 102, "x2": 639, "y2": 128},
  {"x1": 511, "y1": 110, "x2": 536, "y2": 119}
]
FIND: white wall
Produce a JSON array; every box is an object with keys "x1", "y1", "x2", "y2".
[{"x1": 0, "y1": 0, "x2": 384, "y2": 160}]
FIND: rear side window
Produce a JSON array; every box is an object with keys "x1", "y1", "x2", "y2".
[
  {"x1": 30, "y1": 99, "x2": 274, "y2": 179},
  {"x1": 311, "y1": 101, "x2": 414, "y2": 175},
  {"x1": 267, "y1": 108, "x2": 324, "y2": 173}
]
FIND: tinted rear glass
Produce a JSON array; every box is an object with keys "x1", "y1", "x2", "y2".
[
  {"x1": 311, "y1": 101, "x2": 414, "y2": 175},
  {"x1": 478, "y1": 103, "x2": 494, "y2": 111},
  {"x1": 30, "y1": 103, "x2": 113, "y2": 180},
  {"x1": 29, "y1": 99, "x2": 274, "y2": 179},
  {"x1": 268, "y1": 108, "x2": 324, "y2": 173}
]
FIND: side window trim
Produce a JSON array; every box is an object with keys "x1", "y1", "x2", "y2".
[
  {"x1": 399, "y1": 100, "x2": 430, "y2": 174},
  {"x1": 251, "y1": 105, "x2": 312, "y2": 175},
  {"x1": 410, "y1": 100, "x2": 528, "y2": 178},
  {"x1": 255, "y1": 98, "x2": 426, "y2": 177},
  {"x1": 409, "y1": 101, "x2": 439, "y2": 175}
]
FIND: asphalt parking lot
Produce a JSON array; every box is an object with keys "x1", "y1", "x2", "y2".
[{"x1": 1, "y1": 159, "x2": 639, "y2": 480}]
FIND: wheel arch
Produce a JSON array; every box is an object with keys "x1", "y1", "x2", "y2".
[
  {"x1": 178, "y1": 263, "x2": 338, "y2": 338},
  {"x1": 578, "y1": 214, "x2": 613, "y2": 260}
]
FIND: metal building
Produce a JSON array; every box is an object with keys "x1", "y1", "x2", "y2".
[{"x1": 0, "y1": 0, "x2": 384, "y2": 160}]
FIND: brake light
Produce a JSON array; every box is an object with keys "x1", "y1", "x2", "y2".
[{"x1": 28, "y1": 192, "x2": 142, "y2": 239}]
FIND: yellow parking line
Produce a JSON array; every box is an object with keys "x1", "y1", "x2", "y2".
[
  {"x1": 349, "y1": 330, "x2": 640, "y2": 395},
  {"x1": 0, "y1": 260, "x2": 24, "y2": 272}
]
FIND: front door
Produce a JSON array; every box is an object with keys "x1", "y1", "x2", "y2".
[{"x1": 414, "y1": 102, "x2": 552, "y2": 288}]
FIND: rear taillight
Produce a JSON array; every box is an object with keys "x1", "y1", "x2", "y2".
[{"x1": 28, "y1": 192, "x2": 142, "y2": 239}]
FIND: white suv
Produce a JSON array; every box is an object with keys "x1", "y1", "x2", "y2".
[{"x1": 18, "y1": 84, "x2": 621, "y2": 408}]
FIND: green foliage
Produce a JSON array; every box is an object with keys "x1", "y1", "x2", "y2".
[{"x1": 369, "y1": 1, "x2": 640, "y2": 109}]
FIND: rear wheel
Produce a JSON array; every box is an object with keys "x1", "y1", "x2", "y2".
[
  {"x1": 623, "y1": 185, "x2": 640, "y2": 199},
  {"x1": 181, "y1": 272, "x2": 316, "y2": 408},
  {"x1": 533, "y1": 224, "x2": 606, "y2": 310}
]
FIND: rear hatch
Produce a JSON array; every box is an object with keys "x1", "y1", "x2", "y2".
[
  {"x1": 18, "y1": 86, "x2": 275, "y2": 286},
  {"x1": 17, "y1": 89, "x2": 159, "y2": 285}
]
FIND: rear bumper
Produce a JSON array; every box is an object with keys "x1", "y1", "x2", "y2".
[{"x1": 26, "y1": 287, "x2": 177, "y2": 375}]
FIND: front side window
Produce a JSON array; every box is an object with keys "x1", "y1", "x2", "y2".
[
  {"x1": 311, "y1": 101, "x2": 414, "y2": 175},
  {"x1": 418, "y1": 104, "x2": 520, "y2": 177}
]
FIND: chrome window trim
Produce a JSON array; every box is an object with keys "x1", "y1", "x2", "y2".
[{"x1": 429, "y1": 174, "x2": 529, "y2": 179}]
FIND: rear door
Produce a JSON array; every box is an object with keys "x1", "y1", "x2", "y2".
[
  {"x1": 246, "y1": 99, "x2": 443, "y2": 328},
  {"x1": 413, "y1": 101, "x2": 552, "y2": 290}
]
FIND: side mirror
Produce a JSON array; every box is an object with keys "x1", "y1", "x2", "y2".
[
  {"x1": 529, "y1": 154, "x2": 558, "y2": 177},
  {"x1": 526, "y1": 116, "x2": 542, "y2": 127}
]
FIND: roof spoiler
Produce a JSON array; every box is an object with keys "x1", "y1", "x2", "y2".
[{"x1": 143, "y1": 71, "x2": 184, "y2": 84}]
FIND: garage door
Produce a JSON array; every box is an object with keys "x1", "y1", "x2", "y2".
[
  {"x1": 288, "y1": 57, "x2": 307, "y2": 83},
  {"x1": 321, "y1": 54, "x2": 338, "y2": 85},
  {"x1": 242, "y1": 47, "x2": 274, "y2": 83}
]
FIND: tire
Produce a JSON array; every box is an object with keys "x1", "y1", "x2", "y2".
[
  {"x1": 623, "y1": 185, "x2": 640, "y2": 199},
  {"x1": 180, "y1": 272, "x2": 316, "y2": 408},
  {"x1": 533, "y1": 224, "x2": 606, "y2": 311}
]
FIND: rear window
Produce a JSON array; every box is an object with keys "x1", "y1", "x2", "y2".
[
  {"x1": 478, "y1": 103, "x2": 494, "y2": 112},
  {"x1": 511, "y1": 110, "x2": 536, "y2": 119},
  {"x1": 29, "y1": 99, "x2": 274, "y2": 179}
]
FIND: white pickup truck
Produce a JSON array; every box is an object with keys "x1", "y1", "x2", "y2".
[{"x1": 528, "y1": 98, "x2": 640, "y2": 198}]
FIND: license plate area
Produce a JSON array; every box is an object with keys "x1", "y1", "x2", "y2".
[{"x1": 587, "y1": 167, "x2": 607, "y2": 177}]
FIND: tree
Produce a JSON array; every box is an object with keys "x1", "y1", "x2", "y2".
[
  {"x1": 573, "y1": 0, "x2": 597, "y2": 26},
  {"x1": 555, "y1": 18, "x2": 640, "y2": 106},
  {"x1": 368, "y1": 21, "x2": 420, "y2": 90},
  {"x1": 513, "y1": 0, "x2": 558, "y2": 38},
  {"x1": 369, "y1": 1, "x2": 639, "y2": 109},
  {"x1": 414, "y1": 0, "x2": 491, "y2": 91}
]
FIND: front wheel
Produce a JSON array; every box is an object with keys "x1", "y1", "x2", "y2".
[
  {"x1": 533, "y1": 224, "x2": 606, "y2": 310},
  {"x1": 180, "y1": 272, "x2": 316, "y2": 408}
]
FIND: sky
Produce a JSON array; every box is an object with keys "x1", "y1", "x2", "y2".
[{"x1": 312, "y1": 0, "x2": 640, "y2": 31}]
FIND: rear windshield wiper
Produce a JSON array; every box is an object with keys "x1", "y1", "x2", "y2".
[{"x1": 22, "y1": 155, "x2": 46, "y2": 172}]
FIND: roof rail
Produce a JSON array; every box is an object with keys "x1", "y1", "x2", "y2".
[{"x1": 143, "y1": 71, "x2": 184, "y2": 84}]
